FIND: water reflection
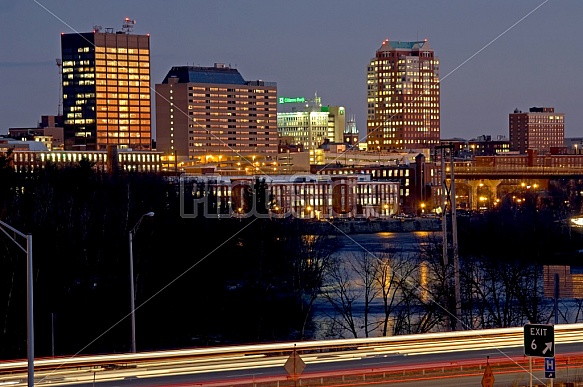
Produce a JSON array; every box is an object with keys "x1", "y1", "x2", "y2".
[
  {"x1": 544, "y1": 265, "x2": 583, "y2": 298},
  {"x1": 313, "y1": 232, "x2": 583, "y2": 339},
  {"x1": 336, "y1": 231, "x2": 439, "y2": 254}
]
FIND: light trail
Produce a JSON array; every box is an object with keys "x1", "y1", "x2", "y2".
[{"x1": 1, "y1": 323, "x2": 581, "y2": 386}]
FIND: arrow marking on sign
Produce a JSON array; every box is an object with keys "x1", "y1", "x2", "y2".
[{"x1": 542, "y1": 342, "x2": 552, "y2": 354}]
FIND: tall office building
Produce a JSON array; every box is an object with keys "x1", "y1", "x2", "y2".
[
  {"x1": 155, "y1": 63, "x2": 278, "y2": 164},
  {"x1": 277, "y1": 95, "x2": 345, "y2": 152},
  {"x1": 509, "y1": 107, "x2": 564, "y2": 154},
  {"x1": 366, "y1": 39, "x2": 440, "y2": 151},
  {"x1": 61, "y1": 22, "x2": 151, "y2": 151}
]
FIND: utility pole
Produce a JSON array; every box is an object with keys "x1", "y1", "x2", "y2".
[
  {"x1": 450, "y1": 145, "x2": 461, "y2": 331},
  {"x1": 436, "y1": 142, "x2": 461, "y2": 331},
  {"x1": 439, "y1": 146, "x2": 450, "y2": 331}
]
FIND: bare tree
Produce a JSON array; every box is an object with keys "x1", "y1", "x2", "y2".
[
  {"x1": 460, "y1": 254, "x2": 550, "y2": 328},
  {"x1": 374, "y1": 251, "x2": 419, "y2": 336},
  {"x1": 560, "y1": 299, "x2": 583, "y2": 323},
  {"x1": 289, "y1": 234, "x2": 338, "y2": 339},
  {"x1": 349, "y1": 251, "x2": 382, "y2": 337},
  {"x1": 322, "y1": 254, "x2": 362, "y2": 338},
  {"x1": 409, "y1": 233, "x2": 450, "y2": 333}
]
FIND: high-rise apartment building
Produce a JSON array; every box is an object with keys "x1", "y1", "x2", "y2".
[
  {"x1": 509, "y1": 107, "x2": 564, "y2": 154},
  {"x1": 61, "y1": 24, "x2": 151, "y2": 151},
  {"x1": 155, "y1": 64, "x2": 278, "y2": 164},
  {"x1": 366, "y1": 39, "x2": 440, "y2": 151}
]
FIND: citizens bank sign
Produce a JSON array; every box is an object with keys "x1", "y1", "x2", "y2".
[{"x1": 278, "y1": 97, "x2": 306, "y2": 104}]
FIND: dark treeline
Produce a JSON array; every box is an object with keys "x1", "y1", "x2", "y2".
[
  {"x1": 2, "y1": 154, "x2": 583, "y2": 358},
  {"x1": 0, "y1": 157, "x2": 337, "y2": 359}
]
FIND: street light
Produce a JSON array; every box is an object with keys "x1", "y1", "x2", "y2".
[
  {"x1": 129, "y1": 211, "x2": 154, "y2": 353},
  {"x1": 0, "y1": 219, "x2": 33, "y2": 387}
]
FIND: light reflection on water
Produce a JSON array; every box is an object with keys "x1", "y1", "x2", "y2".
[
  {"x1": 336, "y1": 231, "x2": 441, "y2": 254},
  {"x1": 311, "y1": 232, "x2": 583, "y2": 338},
  {"x1": 312, "y1": 232, "x2": 435, "y2": 338}
]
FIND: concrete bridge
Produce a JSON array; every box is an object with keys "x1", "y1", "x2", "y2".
[{"x1": 445, "y1": 165, "x2": 583, "y2": 211}]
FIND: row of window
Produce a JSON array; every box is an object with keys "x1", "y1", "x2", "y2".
[
  {"x1": 94, "y1": 60, "x2": 149, "y2": 67},
  {"x1": 94, "y1": 93, "x2": 150, "y2": 99},
  {"x1": 189, "y1": 86, "x2": 272, "y2": 93},
  {"x1": 95, "y1": 132, "x2": 148, "y2": 138},
  {"x1": 97, "y1": 48, "x2": 149, "y2": 55},
  {"x1": 95, "y1": 87, "x2": 149, "y2": 93},
  {"x1": 94, "y1": 67, "x2": 149, "y2": 74},
  {"x1": 96, "y1": 106, "x2": 149, "y2": 113},
  {"x1": 95, "y1": 112, "x2": 149, "y2": 118}
]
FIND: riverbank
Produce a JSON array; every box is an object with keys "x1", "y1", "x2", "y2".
[{"x1": 299, "y1": 217, "x2": 442, "y2": 234}]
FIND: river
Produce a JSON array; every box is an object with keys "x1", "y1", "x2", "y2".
[
  {"x1": 334, "y1": 230, "x2": 439, "y2": 254},
  {"x1": 311, "y1": 231, "x2": 583, "y2": 339}
]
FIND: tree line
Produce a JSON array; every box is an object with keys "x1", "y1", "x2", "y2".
[
  {"x1": 0, "y1": 156, "x2": 339, "y2": 359},
  {"x1": 315, "y1": 191, "x2": 583, "y2": 339},
  {"x1": 1, "y1": 153, "x2": 583, "y2": 358}
]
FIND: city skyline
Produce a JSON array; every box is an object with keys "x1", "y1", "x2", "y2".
[{"x1": 1, "y1": 0, "x2": 581, "y2": 143}]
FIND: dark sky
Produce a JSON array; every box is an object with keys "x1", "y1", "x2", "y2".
[{"x1": 0, "y1": 0, "x2": 580, "y2": 141}]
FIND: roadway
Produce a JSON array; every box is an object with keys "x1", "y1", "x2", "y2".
[
  {"x1": 11, "y1": 345, "x2": 583, "y2": 387},
  {"x1": 1, "y1": 324, "x2": 582, "y2": 386}
]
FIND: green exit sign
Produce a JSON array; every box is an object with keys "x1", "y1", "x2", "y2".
[{"x1": 278, "y1": 97, "x2": 306, "y2": 104}]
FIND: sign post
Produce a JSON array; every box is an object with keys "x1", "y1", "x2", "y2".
[
  {"x1": 545, "y1": 357, "x2": 556, "y2": 386},
  {"x1": 481, "y1": 357, "x2": 494, "y2": 387},
  {"x1": 523, "y1": 323, "x2": 554, "y2": 358},
  {"x1": 524, "y1": 324, "x2": 555, "y2": 387},
  {"x1": 284, "y1": 345, "x2": 306, "y2": 386}
]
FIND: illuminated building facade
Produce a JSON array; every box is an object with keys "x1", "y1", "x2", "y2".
[
  {"x1": 312, "y1": 153, "x2": 437, "y2": 215},
  {"x1": 155, "y1": 63, "x2": 278, "y2": 165},
  {"x1": 0, "y1": 147, "x2": 161, "y2": 174},
  {"x1": 441, "y1": 135, "x2": 510, "y2": 158},
  {"x1": 8, "y1": 115, "x2": 65, "y2": 151},
  {"x1": 277, "y1": 95, "x2": 346, "y2": 154},
  {"x1": 61, "y1": 28, "x2": 151, "y2": 151},
  {"x1": 367, "y1": 39, "x2": 440, "y2": 151},
  {"x1": 509, "y1": 107, "x2": 564, "y2": 154},
  {"x1": 544, "y1": 266, "x2": 583, "y2": 299},
  {"x1": 181, "y1": 174, "x2": 400, "y2": 219},
  {"x1": 344, "y1": 114, "x2": 360, "y2": 148}
]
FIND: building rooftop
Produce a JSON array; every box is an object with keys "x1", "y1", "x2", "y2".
[
  {"x1": 378, "y1": 39, "x2": 431, "y2": 51},
  {"x1": 0, "y1": 139, "x2": 48, "y2": 151},
  {"x1": 162, "y1": 64, "x2": 246, "y2": 85}
]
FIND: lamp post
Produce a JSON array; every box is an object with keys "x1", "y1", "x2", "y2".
[
  {"x1": 129, "y1": 212, "x2": 154, "y2": 353},
  {"x1": 0, "y1": 220, "x2": 33, "y2": 387}
]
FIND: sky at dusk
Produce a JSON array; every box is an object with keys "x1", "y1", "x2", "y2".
[{"x1": 0, "y1": 0, "x2": 581, "y2": 141}]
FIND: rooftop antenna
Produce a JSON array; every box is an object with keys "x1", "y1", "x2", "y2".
[
  {"x1": 55, "y1": 58, "x2": 62, "y2": 116},
  {"x1": 122, "y1": 17, "x2": 136, "y2": 34}
]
